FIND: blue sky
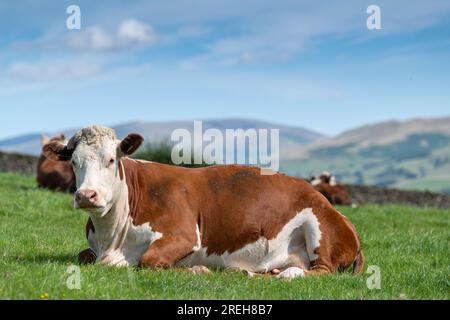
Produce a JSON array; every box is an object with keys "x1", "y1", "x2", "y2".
[{"x1": 0, "y1": 0, "x2": 449, "y2": 139}]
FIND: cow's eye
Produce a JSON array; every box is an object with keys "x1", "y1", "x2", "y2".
[{"x1": 108, "y1": 158, "x2": 115, "y2": 166}]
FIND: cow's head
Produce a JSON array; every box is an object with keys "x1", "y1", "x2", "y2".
[
  {"x1": 43, "y1": 125, "x2": 143, "y2": 215},
  {"x1": 311, "y1": 171, "x2": 337, "y2": 186}
]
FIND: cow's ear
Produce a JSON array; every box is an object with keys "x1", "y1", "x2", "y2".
[
  {"x1": 42, "y1": 141, "x2": 73, "y2": 161},
  {"x1": 119, "y1": 134, "x2": 144, "y2": 156},
  {"x1": 40, "y1": 134, "x2": 50, "y2": 146}
]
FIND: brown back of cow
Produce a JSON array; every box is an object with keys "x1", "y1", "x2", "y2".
[{"x1": 314, "y1": 183, "x2": 352, "y2": 206}]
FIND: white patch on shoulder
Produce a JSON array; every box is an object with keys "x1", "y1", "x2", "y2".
[
  {"x1": 122, "y1": 221, "x2": 162, "y2": 266},
  {"x1": 176, "y1": 208, "x2": 322, "y2": 273},
  {"x1": 88, "y1": 220, "x2": 162, "y2": 267}
]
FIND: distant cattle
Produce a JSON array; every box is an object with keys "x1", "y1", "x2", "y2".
[
  {"x1": 309, "y1": 172, "x2": 352, "y2": 206},
  {"x1": 37, "y1": 134, "x2": 76, "y2": 193},
  {"x1": 43, "y1": 126, "x2": 363, "y2": 279}
]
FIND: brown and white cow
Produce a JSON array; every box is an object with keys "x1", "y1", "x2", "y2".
[
  {"x1": 43, "y1": 125, "x2": 364, "y2": 279},
  {"x1": 37, "y1": 134, "x2": 76, "y2": 193},
  {"x1": 310, "y1": 172, "x2": 352, "y2": 206}
]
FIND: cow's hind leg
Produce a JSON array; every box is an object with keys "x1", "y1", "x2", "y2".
[
  {"x1": 305, "y1": 265, "x2": 332, "y2": 276},
  {"x1": 276, "y1": 210, "x2": 334, "y2": 279},
  {"x1": 274, "y1": 264, "x2": 333, "y2": 279}
]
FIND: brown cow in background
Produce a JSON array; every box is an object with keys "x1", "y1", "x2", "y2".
[
  {"x1": 309, "y1": 172, "x2": 352, "y2": 206},
  {"x1": 37, "y1": 134, "x2": 76, "y2": 193}
]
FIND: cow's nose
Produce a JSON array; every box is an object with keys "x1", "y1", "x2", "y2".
[{"x1": 75, "y1": 189, "x2": 98, "y2": 208}]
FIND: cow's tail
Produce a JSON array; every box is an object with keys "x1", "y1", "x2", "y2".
[
  {"x1": 341, "y1": 213, "x2": 365, "y2": 275},
  {"x1": 352, "y1": 247, "x2": 365, "y2": 275}
]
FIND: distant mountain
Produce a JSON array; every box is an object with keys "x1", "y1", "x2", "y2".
[
  {"x1": 285, "y1": 116, "x2": 450, "y2": 158},
  {"x1": 281, "y1": 116, "x2": 450, "y2": 193},
  {"x1": 0, "y1": 118, "x2": 326, "y2": 156}
]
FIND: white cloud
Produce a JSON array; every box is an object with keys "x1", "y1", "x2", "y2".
[
  {"x1": 67, "y1": 19, "x2": 157, "y2": 51},
  {"x1": 118, "y1": 19, "x2": 157, "y2": 46}
]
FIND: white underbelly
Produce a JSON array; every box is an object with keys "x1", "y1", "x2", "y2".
[
  {"x1": 177, "y1": 233, "x2": 311, "y2": 272},
  {"x1": 176, "y1": 208, "x2": 320, "y2": 273}
]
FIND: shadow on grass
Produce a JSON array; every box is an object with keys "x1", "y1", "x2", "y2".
[{"x1": 13, "y1": 253, "x2": 78, "y2": 265}]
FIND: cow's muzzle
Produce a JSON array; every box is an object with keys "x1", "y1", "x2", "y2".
[{"x1": 75, "y1": 189, "x2": 100, "y2": 209}]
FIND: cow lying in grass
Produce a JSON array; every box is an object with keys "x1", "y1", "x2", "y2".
[
  {"x1": 37, "y1": 134, "x2": 76, "y2": 193},
  {"x1": 310, "y1": 172, "x2": 353, "y2": 206},
  {"x1": 43, "y1": 125, "x2": 364, "y2": 279}
]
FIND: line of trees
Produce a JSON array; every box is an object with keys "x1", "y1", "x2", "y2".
[{"x1": 135, "y1": 141, "x2": 210, "y2": 168}]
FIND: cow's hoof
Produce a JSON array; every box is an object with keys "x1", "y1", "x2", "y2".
[
  {"x1": 78, "y1": 248, "x2": 96, "y2": 264},
  {"x1": 189, "y1": 265, "x2": 211, "y2": 274},
  {"x1": 271, "y1": 268, "x2": 281, "y2": 275},
  {"x1": 244, "y1": 270, "x2": 257, "y2": 277},
  {"x1": 276, "y1": 267, "x2": 305, "y2": 280}
]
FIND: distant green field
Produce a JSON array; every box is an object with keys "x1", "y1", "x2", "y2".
[
  {"x1": 281, "y1": 133, "x2": 450, "y2": 193},
  {"x1": 0, "y1": 172, "x2": 448, "y2": 299}
]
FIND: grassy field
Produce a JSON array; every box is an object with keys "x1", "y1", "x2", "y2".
[{"x1": 0, "y1": 172, "x2": 448, "y2": 300}]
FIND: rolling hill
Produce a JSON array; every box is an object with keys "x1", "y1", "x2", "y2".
[{"x1": 281, "y1": 117, "x2": 450, "y2": 193}]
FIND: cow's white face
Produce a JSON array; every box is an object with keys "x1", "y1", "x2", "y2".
[
  {"x1": 43, "y1": 125, "x2": 144, "y2": 217},
  {"x1": 310, "y1": 171, "x2": 337, "y2": 187},
  {"x1": 72, "y1": 138, "x2": 121, "y2": 214}
]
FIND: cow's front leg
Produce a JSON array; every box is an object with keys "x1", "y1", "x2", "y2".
[
  {"x1": 138, "y1": 235, "x2": 195, "y2": 269},
  {"x1": 78, "y1": 248, "x2": 96, "y2": 264}
]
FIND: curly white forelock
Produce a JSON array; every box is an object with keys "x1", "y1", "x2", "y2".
[{"x1": 67, "y1": 125, "x2": 117, "y2": 150}]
